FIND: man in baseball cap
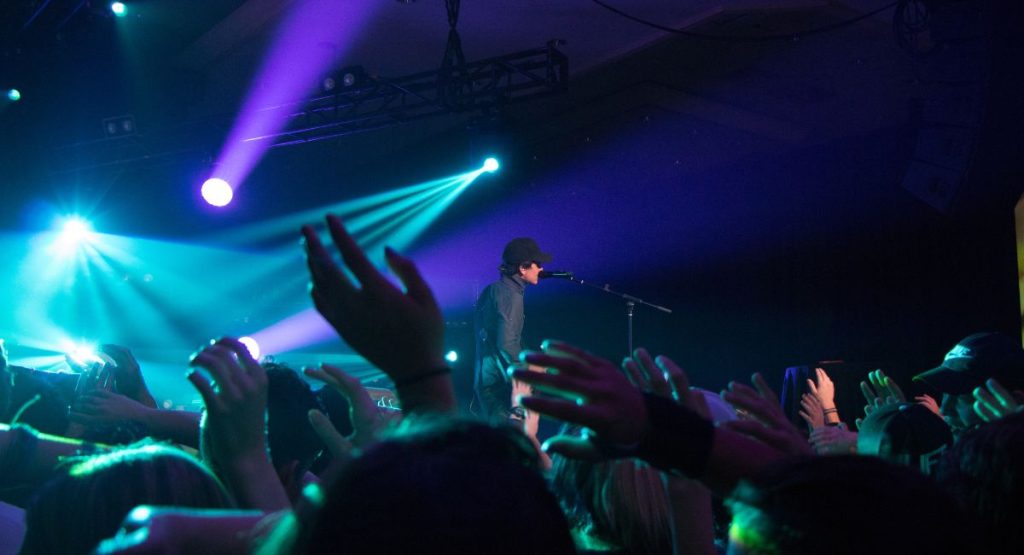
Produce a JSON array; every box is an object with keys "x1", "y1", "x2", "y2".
[
  {"x1": 474, "y1": 238, "x2": 552, "y2": 424},
  {"x1": 913, "y1": 332, "x2": 1024, "y2": 431}
]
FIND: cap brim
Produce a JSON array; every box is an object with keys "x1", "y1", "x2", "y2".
[{"x1": 912, "y1": 365, "x2": 979, "y2": 395}]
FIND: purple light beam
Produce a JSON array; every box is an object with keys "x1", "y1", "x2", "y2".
[{"x1": 213, "y1": 0, "x2": 379, "y2": 188}]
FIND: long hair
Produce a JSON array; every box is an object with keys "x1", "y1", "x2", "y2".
[
  {"x1": 20, "y1": 442, "x2": 233, "y2": 555},
  {"x1": 551, "y1": 427, "x2": 672, "y2": 554}
]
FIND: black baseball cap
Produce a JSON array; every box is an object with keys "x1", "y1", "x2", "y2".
[
  {"x1": 912, "y1": 332, "x2": 1024, "y2": 395},
  {"x1": 501, "y1": 238, "x2": 552, "y2": 266}
]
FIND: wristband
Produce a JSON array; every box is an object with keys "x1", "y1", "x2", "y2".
[
  {"x1": 823, "y1": 408, "x2": 838, "y2": 414},
  {"x1": 393, "y1": 367, "x2": 451, "y2": 389}
]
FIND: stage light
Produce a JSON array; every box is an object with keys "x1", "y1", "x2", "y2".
[
  {"x1": 64, "y1": 341, "x2": 99, "y2": 367},
  {"x1": 54, "y1": 216, "x2": 95, "y2": 253},
  {"x1": 482, "y1": 157, "x2": 500, "y2": 173},
  {"x1": 201, "y1": 178, "x2": 234, "y2": 207},
  {"x1": 62, "y1": 218, "x2": 92, "y2": 239},
  {"x1": 445, "y1": 350, "x2": 458, "y2": 363},
  {"x1": 321, "y1": 66, "x2": 365, "y2": 93},
  {"x1": 239, "y1": 336, "x2": 261, "y2": 359},
  {"x1": 110, "y1": 2, "x2": 127, "y2": 17},
  {"x1": 7, "y1": 89, "x2": 20, "y2": 102}
]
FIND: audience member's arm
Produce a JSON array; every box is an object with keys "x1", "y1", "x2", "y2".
[
  {"x1": 626, "y1": 349, "x2": 716, "y2": 555},
  {"x1": 512, "y1": 340, "x2": 786, "y2": 497},
  {"x1": 301, "y1": 215, "x2": 455, "y2": 415},
  {"x1": 94, "y1": 506, "x2": 267, "y2": 555},
  {"x1": 70, "y1": 391, "x2": 201, "y2": 447},
  {"x1": 188, "y1": 337, "x2": 290, "y2": 512},
  {"x1": 0, "y1": 424, "x2": 107, "y2": 489}
]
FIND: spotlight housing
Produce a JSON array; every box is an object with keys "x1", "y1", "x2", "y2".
[{"x1": 321, "y1": 66, "x2": 366, "y2": 93}]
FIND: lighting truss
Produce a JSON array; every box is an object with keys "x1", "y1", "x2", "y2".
[
  {"x1": 245, "y1": 41, "x2": 569, "y2": 147},
  {"x1": 46, "y1": 42, "x2": 568, "y2": 175}
]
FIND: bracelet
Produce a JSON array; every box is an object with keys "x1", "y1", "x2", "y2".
[
  {"x1": 393, "y1": 367, "x2": 451, "y2": 389},
  {"x1": 823, "y1": 408, "x2": 838, "y2": 414},
  {"x1": 508, "y1": 406, "x2": 527, "y2": 421}
]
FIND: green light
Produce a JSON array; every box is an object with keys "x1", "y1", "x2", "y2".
[
  {"x1": 111, "y1": 2, "x2": 127, "y2": 17},
  {"x1": 445, "y1": 350, "x2": 458, "y2": 363},
  {"x1": 7, "y1": 89, "x2": 20, "y2": 102},
  {"x1": 483, "y1": 157, "x2": 500, "y2": 173}
]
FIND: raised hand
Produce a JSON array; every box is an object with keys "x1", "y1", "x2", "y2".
[
  {"x1": 799, "y1": 392, "x2": 825, "y2": 430},
  {"x1": 623, "y1": 348, "x2": 706, "y2": 414},
  {"x1": 915, "y1": 394, "x2": 942, "y2": 417},
  {"x1": 301, "y1": 215, "x2": 446, "y2": 383},
  {"x1": 720, "y1": 374, "x2": 813, "y2": 456},
  {"x1": 306, "y1": 408, "x2": 353, "y2": 465},
  {"x1": 510, "y1": 340, "x2": 648, "y2": 461},
  {"x1": 622, "y1": 347, "x2": 673, "y2": 398},
  {"x1": 188, "y1": 337, "x2": 288, "y2": 511},
  {"x1": 810, "y1": 367, "x2": 836, "y2": 407},
  {"x1": 101, "y1": 344, "x2": 158, "y2": 408},
  {"x1": 304, "y1": 363, "x2": 385, "y2": 450},
  {"x1": 517, "y1": 342, "x2": 786, "y2": 496},
  {"x1": 973, "y1": 378, "x2": 1023, "y2": 422},
  {"x1": 858, "y1": 369, "x2": 905, "y2": 428}
]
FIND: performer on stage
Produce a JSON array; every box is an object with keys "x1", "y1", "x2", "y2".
[{"x1": 474, "y1": 237, "x2": 551, "y2": 425}]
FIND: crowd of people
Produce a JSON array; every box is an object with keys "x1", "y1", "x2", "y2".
[{"x1": 1, "y1": 213, "x2": 1022, "y2": 554}]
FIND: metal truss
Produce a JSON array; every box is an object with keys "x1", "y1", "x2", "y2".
[{"x1": 245, "y1": 40, "x2": 569, "y2": 147}]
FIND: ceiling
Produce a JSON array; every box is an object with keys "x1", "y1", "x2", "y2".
[{"x1": 1, "y1": 0, "x2": 905, "y2": 166}]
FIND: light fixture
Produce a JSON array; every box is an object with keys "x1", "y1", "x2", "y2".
[
  {"x1": 321, "y1": 66, "x2": 366, "y2": 93},
  {"x1": 201, "y1": 178, "x2": 234, "y2": 207}
]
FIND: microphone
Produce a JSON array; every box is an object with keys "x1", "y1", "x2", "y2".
[{"x1": 539, "y1": 270, "x2": 574, "y2": 280}]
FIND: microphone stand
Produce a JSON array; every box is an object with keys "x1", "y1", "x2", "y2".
[{"x1": 566, "y1": 276, "x2": 672, "y2": 356}]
